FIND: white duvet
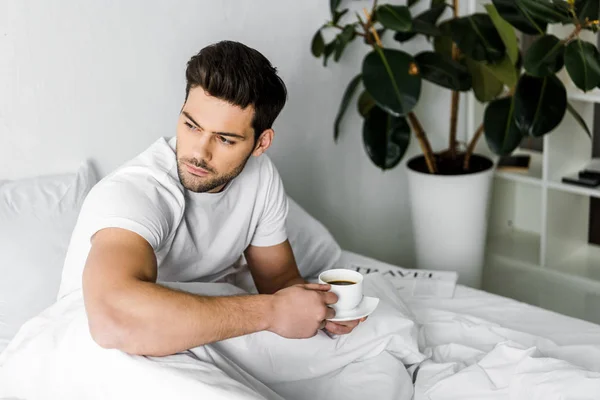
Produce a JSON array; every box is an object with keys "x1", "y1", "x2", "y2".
[
  {"x1": 2, "y1": 265, "x2": 600, "y2": 400},
  {"x1": 0, "y1": 274, "x2": 422, "y2": 400}
]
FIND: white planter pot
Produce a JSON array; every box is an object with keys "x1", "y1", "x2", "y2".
[{"x1": 406, "y1": 154, "x2": 494, "y2": 289}]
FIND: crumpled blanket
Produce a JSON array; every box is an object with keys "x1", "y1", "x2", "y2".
[{"x1": 0, "y1": 274, "x2": 423, "y2": 400}]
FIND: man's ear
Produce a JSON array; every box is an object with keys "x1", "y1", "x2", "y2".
[{"x1": 252, "y1": 129, "x2": 274, "y2": 156}]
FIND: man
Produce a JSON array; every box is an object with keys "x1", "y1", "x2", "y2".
[{"x1": 57, "y1": 40, "x2": 363, "y2": 357}]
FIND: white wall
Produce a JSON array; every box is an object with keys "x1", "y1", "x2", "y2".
[{"x1": 0, "y1": 0, "x2": 466, "y2": 268}]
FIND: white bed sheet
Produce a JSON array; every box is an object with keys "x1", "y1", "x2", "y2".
[
  {"x1": 3, "y1": 249, "x2": 600, "y2": 400},
  {"x1": 338, "y1": 251, "x2": 600, "y2": 399},
  {"x1": 0, "y1": 272, "x2": 420, "y2": 400},
  {"x1": 339, "y1": 250, "x2": 600, "y2": 347}
]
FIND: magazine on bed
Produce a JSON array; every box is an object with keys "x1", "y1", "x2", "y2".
[{"x1": 346, "y1": 262, "x2": 457, "y2": 299}]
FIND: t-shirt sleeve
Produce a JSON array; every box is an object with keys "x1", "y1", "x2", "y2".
[
  {"x1": 78, "y1": 177, "x2": 176, "y2": 251},
  {"x1": 250, "y1": 160, "x2": 289, "y2": 247}
]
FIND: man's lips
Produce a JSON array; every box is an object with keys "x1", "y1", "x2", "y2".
[{"x1": 185, "y1": 163, "x2": 211, "y2": 177}]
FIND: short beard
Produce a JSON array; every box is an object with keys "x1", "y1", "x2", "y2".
[{"x1": 177, "y1": 154, "x2": 251, "y2": 193}]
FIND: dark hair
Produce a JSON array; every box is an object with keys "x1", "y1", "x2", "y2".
[{"x1": 185, "y1": 41, "x2": 288, "y2": 140}]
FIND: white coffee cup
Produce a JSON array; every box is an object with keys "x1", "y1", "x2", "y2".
[{"x1": 318, "y1": 269, "x2": 364, "y2": 312}]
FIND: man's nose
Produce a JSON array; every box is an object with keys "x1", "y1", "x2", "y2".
[{"x1": 192, "y1": 133, "x2": 213, "y2": 162}]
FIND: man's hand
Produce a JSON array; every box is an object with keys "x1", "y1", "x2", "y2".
[
  {"x1": 324, "y1": 317, "x2": 367, "y2": 336},
  {"x1": 268, "y1": 283, "x2": 338, "y2": 338}
]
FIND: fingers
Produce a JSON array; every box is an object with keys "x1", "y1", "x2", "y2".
[
  {"x1": 298, "y1": 283, "x2": 338, "y2": 305},
  {"x1": 325, "y1": 321, "x2": 353, "y2": 335},
  {"x1": 321, "y1": 291, "x2": 339, "y2": 305},
  {"x1": 334, "y1": 319, "x2": 359, "y2": 329},
  {"x1": 301, "y1": 283, "x2": 331, "y2": 291},
  {"x1": 325, "y1": 307, "x2": 336, "y2": 321}
]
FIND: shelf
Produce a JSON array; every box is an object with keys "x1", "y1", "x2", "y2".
[
  {"x1": 494, "y1": 150, "x2": 543, "y2": 186},
  {"x1": 547, "y1": 180, "x2": 600, "y2": 199},
  {"x1": 568, "y1": 88, "x2": 600, "y2": 104},
  {"x1": 547, "y1": 244, "x2": 600, "y2": 283},
  {"x1": 487, "y1": 229, "x2": 541, "y2": 266}
]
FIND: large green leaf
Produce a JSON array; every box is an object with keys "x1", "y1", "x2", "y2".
[
  {"x1": 357, "y1": 90, "x2": 376, "y2": 117},
  {"x1": 376, "y1": 5, "x2": 412, "y2": 32},
  {"x1": 575, "y1": 0, "x2": 599, "y2": 25},
  {"x1": 486, "y1": 55, "x2": 519, "y2": 88},
  {"x1": 415, "y1": 51, "x2": 472, "y2": 91},
  {"x1": 465, "y1": 58, "x2": 505, "y2": 102},
  {"x1": 311, "y1": 30, "x2": 325, "y2": 57},
  {"x1": 514, "y1": 74, "x2": 567, "y2": 137},
  {"x1": 393, "y1": 4, "x2": 446, "y2": 42},
  {"x1": 485, "y1": 3, "x2": 519, "y2": 65},
  {"x1": 362, "y1": 48, "x2": 422, "y2": 116},
  {"x1": 433, "y1": 22, "x2": 453, "y2": 58},
  {"x1": 334, "y1": 74, "x2": 362, "y2": 142},
  {"x1": 565, "y1": 39, "x2": 600, "y2": 92},
  {"x1": 409, "y1": 0, "x2": 420, "y2": 7},
  {"x1": 410, "y1": 17, "x2": 443, "y2": 37},
  {"x1": 523, "y1": 34, "x2": 565, "y2": 77},
  {"x1": 566, "y1": 102, "x2": 592, "y2": 138},
  {"x1": 484, "y1": 97, "x2": 524, "y2": 155},
  {"x1": 449, "y1": 14, "x2": 506, "y2": 63},
  {"x1": 517, "y1": 0, "x2": 571, "y2": 24},
  {"x1": 362, "y1": 106, "x2": 411, "y2": 170},
  {"x1": 492, "y1": 0, "x2": 547, "y2": 34}
]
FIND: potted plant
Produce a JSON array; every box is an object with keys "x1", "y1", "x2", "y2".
[{"x1": 311, "y1": 0, "x2": 600, "y2": 288}]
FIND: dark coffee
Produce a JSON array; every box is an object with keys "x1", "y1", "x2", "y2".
[{"x1": 326, "y1": 280, "x2": 356, "y2": 286}]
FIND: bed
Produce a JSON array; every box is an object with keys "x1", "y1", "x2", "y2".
[{"x1": 1, "y1": 162, "x2": 599, "y2": 399}]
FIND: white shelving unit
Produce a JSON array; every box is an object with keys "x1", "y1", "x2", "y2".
[
  {"x1": 482, "y1": 90, "x2": 600, "y2": 324},
  {"x1": 465, "y1": 3, "x2": 600, "y2": 324}
]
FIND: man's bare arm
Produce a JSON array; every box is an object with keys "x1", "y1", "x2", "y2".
[
  {"x1": 82, "y1": 228, "x2": 336, "y2": 356},
  {"x1": 244, "y1": 240, "x2": 305, "y2": 294},
  {"x1": 244, "y1": 240, "x2": 365, "y2": 335}
]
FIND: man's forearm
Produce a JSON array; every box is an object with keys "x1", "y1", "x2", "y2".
[
  {"x1": 280, "y1": 276, "x2": 306, "y2": 289},
  {"x1": 86, "y1": 280, "x2": 272, "y2": 356}
]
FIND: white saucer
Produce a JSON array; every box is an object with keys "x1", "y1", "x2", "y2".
[{"x1": 327, "y1": 296, "x2": 379, "y2": 322}]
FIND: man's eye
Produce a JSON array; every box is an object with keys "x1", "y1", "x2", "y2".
[
  {"x1": 184, "y1": 122, "x2": 198, "y2": 131},
  {"x1": 218, "y1": 136, "x2": 235, "y2": 145}
]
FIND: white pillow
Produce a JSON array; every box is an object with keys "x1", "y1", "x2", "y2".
[
  {"x1": 0, "y1": 162, "x2": 97, "y2": 354},
  {"x1": 286, "y1": 197, "x2": 342, "y2": 279}
]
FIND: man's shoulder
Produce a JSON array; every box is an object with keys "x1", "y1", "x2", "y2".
[
  {"x1": 100, "y1": 137, "x2": 179, "y2": 190},
  {"x1": 83, "y1": 137, "x2": 184, "y2": 218},
  {"x1": 243, "y1": 153, "x2": 279, "y2": 181}
]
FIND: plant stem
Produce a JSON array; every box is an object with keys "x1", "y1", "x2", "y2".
[
  {"x1": 449, "y1": 91, "x2": 460, "y2": 157},
  {"x1": 408, "y1": 112, "x2": 438, "y2": 174},
  {"x1": 562, "y1": 23, "x2": 583, "y2": 44},
  {"x1": 449, "y1": 0, "x2": 460, "y2": 158},
  {"x1": 363, "y1": 8, "x2": 383, "y2": 46},
  {"x1": 463, "y1": 123, "x2": 484, "y2": 170},
  {"x1": 332, "y1": 23, "x2": 367, "y2": 37}
]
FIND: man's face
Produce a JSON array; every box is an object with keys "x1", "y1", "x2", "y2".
[{"x1": 176, "y1": 87, "x2": 260, "y2": 193}]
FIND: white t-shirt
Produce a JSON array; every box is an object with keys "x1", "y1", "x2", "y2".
[{"x1": 57, "y1": 136, "x2": 288, "y2": 299}]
